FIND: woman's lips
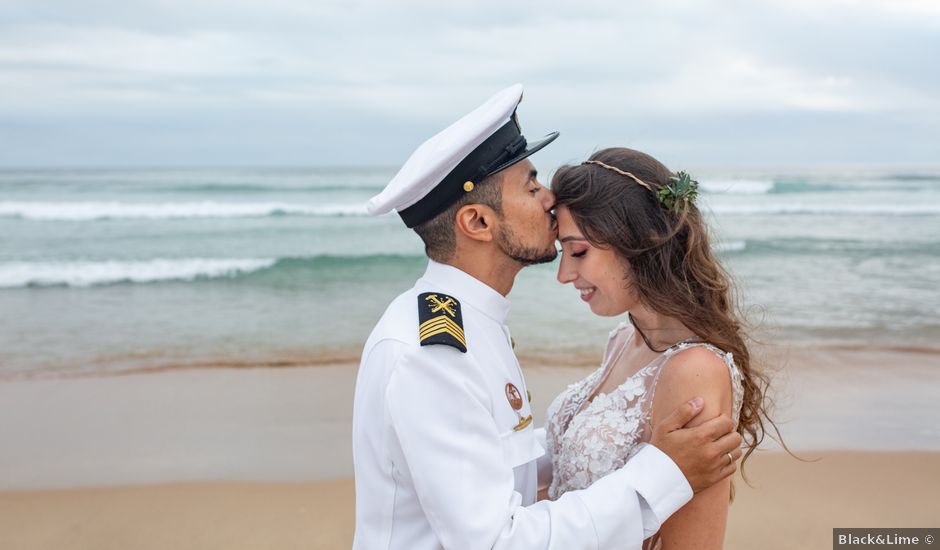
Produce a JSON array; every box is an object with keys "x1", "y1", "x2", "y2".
[{"x1": 578, "y1": 287, "x2": 595, "y2": 302}]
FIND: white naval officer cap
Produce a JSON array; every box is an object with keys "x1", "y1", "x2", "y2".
[{"x1": 366, "y1": 84, "x2": 559, "y2": 228}]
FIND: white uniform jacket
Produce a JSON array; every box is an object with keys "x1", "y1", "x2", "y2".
[{"x1": 352, "y1": 260, "x2": 692, "y2": 550}]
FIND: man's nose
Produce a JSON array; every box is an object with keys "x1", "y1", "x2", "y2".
[{"x1": 542, "y1": 187, "x2": 556, "y2": 210}]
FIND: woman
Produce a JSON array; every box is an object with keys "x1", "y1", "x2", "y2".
[{"x1": 543, "y1": 148, "x2": 775, "y2": 549}]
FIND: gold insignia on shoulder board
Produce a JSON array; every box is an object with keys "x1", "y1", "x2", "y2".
[
  {"x1": 425, "y1": 294, "x2": 457, "y2": 317},
  {"x1": 417, "y1": 292, "x2": 466, "y2": 353}
]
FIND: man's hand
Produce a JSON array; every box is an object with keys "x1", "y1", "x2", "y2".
[{"x1": 649, "y1": 397, "x2": 743, "y2": 493}]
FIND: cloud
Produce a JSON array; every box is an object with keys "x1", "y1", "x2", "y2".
[{"x1": 0, "y1": 0, "x2": 937, "y2": 166}]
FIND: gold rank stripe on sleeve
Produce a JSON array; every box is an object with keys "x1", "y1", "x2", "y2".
[
  {"x1": 418, "y1": 316, "x2": 466, "y2": 346},
  {"x1": 417, "y1": 292, "x2": 467, "y2": 353}
]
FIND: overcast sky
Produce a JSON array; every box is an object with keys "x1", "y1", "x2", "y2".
[{"x1": 1, "y1": 0, "x2": 937, "y2": 168}]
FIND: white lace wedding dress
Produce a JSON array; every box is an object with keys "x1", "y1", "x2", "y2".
[{"x1": 544, "y1": 321, "x2": 744, "y2": 548}]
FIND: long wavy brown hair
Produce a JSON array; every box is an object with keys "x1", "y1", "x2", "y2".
[{"x1": 551, "y1": 147, "x2": 786, "y2": 478}]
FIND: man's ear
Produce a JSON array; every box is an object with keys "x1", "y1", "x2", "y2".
[{"x1": 455, "y1": 204, "x2": 496, "y2": 243}]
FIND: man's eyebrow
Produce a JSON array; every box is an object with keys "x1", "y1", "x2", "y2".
[
  {"x1": 528, "y1": 169, "x2": 538, "y2": 182},
  {"x1": 559, "y1": 236, "x2": 588, "y2": 243}
]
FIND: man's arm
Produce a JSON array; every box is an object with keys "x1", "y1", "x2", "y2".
[{"x1": 386, "y1": 345, "x2": 724, "y2": 550}]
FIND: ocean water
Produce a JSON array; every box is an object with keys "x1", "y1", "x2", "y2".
[{"x1": 1, "y1": 166, "x2": 939, "y2": 378}]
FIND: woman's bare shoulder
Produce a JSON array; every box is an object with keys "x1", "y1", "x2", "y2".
[
  {"x1": 652, "y1": 346, "x2": 733, "y2": 425},
  {"x1": 661, "y1": 346, "x2": 733, "y2": 384}
]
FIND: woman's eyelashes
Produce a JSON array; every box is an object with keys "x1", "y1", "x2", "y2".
[{"x1": 566, "y1": 247, "x2": 587, "y2": 258}]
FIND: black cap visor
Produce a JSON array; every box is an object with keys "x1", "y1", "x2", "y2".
[{"x1": 484, "y1": 131, "x2": 559, "y2": 177}]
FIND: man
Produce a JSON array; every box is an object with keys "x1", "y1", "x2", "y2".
[{"x1": 352, "y1": 84, "x2": 742, "y2": 550}]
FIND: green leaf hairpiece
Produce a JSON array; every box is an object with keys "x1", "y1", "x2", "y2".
[{"x1": 657, "y1": 171, "x2": 699, "y2": 211}]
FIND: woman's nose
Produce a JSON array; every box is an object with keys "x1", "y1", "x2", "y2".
[{"x1": 556, "y1": 255, "x2": 575, "y2": 284}]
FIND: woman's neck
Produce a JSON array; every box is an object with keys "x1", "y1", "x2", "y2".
[{"x1": 626, "y1": 306, "x2": 697, "y2": 352}]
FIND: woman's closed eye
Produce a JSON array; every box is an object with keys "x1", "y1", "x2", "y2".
[{"x1": 567, "y1": 248, "x2": 587, "y2": 258}]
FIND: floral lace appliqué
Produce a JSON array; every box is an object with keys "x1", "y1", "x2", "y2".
[{"x1": 544, "y1": 324, "x2": 744, "y2": 501}]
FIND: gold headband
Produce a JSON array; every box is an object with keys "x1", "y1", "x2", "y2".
[
  {"x1": 582, "y1": 160, "x2": 654, "y2": 192},
  {"x1": 582, "y1": 160, "x2": 700, "y2": 212}
]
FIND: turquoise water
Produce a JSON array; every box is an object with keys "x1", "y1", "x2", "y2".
[{"x1": 1, "y1": 166, "x2": 939, "y2": 377}]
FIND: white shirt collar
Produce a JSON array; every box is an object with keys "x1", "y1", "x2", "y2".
[{"x1": 420, "y1": 260, "x2": 511, "y2": 323}]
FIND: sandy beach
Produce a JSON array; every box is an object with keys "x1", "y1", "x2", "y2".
[
  {"x1": 1, "y1": 346, "x2": 938, "y2": 549},
  {"x1": 2, "y1": 452, "x2": 938, "y2": 550}
]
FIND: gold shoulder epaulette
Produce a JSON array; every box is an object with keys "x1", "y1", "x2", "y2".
[{"x1": 417, "y1": 292, "x2": 467, "y2": 353}]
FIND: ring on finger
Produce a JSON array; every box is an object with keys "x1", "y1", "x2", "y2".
[{"x1": 726, "y1": 452, "x2": 734, "y2": 465}]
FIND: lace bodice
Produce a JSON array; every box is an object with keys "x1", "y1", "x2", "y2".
[{"x1": 545, "y1": 321, "x2": 744, "y2": 502}]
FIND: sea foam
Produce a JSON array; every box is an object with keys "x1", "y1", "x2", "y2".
[
  {"x1": 0, "y1": 258, "x2": 277, "y2": 288},
  {"x1": 0, "y1": 201, "x2": 368, "y2": 221},
  {"x1": 705, "y1": 203, "x2": 940, "y2": 216},
  {"x1": 698, "y1": 179, "x2": 775, "y2": 195},
  {"x1": 715, "y1": 240, "x2": 748, "y2": 253}
]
